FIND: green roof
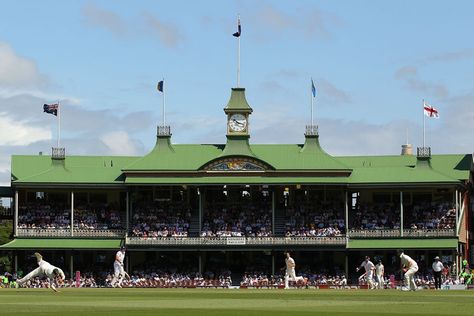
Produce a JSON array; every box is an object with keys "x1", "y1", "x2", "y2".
[
  {"x1": 224, "y1": 88, "x2": 253, "y2": 113},
  {"x1": 11, "y1": 155, "x2": 138, "y2": 185},
  {"x1": 347, "y1": 238, "x2": 458, "y2": 249},
  {"x1": 11, "y1": 144, "x2": 471, "y2": 186},
  {"x1": 0, "y1": 238, "x2": 122, "y2": 249}
]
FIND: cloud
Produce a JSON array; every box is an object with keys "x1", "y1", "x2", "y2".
[
  {"x1": 142, "y1": 13, "x2": 184, "y2": 48},
  {"x1": 317, "y1": 79, "x2": 351, "y2": 105},
  {"x1": 81, "y1": 3, "x2": 127, "y2": 37},
  {"x1": 394, "y1": 65, "x2": 449, "y2": 99},
  {"x1": 0, "y1": 42, "x2": 48, "y2": 89},
  {"x1": 420, "y1": 49, "x2": 474, "y2": 64},
  {"x1": 100, "y1": 131, "x2": 139, "y2": 155},
  {"x1": 249, "y1": 2, "x2": 342, "y2": 40},
  {"x1": 80, "y1": 4, "x2": 184, "y2": 48},
  {"x1": 0, "y1": 114, "x2": 51, "y2": 146}
]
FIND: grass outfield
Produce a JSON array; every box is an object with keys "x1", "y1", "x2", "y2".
[{"x1": 1, "y1": 288, "x2": 474, "y2": 316}]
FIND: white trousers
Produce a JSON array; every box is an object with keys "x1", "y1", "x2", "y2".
[
  {"x1": 111, "y1": 261, "x2": 124, "y2": 287},
  {"x1": 376, "y1": 274, "x2": 384, "y2": 289},
  {"x1": 404, "y1": 266, "x2": 418, "y2": 290},
  {"x1": 17, "y1": 267, "x2": 43, "y2": 285},
  {"x1": 366, "y1": 271, "x2": 375, "y2": 289},
  {"x1": 285, "y1": 267, "x2": 303, "y2": 288}
]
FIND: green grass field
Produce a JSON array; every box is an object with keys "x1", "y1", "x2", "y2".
[{"x1": 1, "y1": 288, "x2": 474, "y2": 316}]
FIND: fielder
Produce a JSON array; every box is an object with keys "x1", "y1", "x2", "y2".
[
  {"x1": 111, "y1": 246, "x2": 126, "y2": 288},
  {"x1": 356, "y1": 256, "x2": 375, "y2": 289},
  {"x1": 284, "y1": 252, "x2": 306, "y2": 289},
  {"x1": 375, "y1": 259, "x2": 385, "y2": 289},
  {"x1": 17, "y1": 252, "x2": 65, "y2": 292},
  {"x1": 398, "y1": 249, "x2": 418, "y2": 291}
]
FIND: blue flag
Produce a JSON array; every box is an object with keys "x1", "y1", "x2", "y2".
[
  {"x1": 43, "y1": 103, "x2": 58, "y2": 116},
  {"x1": 233, "y1": 17, "x2": 241, "y2": 37},
  {"x1": 157, "y1": 80, "x2": 164, "y2": 93},
  {"x1": 311, "y1": 79, "x2": 316, "y2": 98}
]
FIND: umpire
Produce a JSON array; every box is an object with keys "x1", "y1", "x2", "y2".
[{"x1": 432, "y1": 256, "x2": 444, "y2": 290}]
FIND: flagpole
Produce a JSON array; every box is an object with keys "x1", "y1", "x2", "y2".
[
  {"x1": 58, "y1": 100, "x2": 61, "y2": 148},
  {"x1": 237, "y1": 15, "x2": 241, "y2": 88},
  {"x1": 311, "y1": 80, "x2": 314, "y2": 126},
  {"x1": 162, "y1": 78, "x2": 166, "y2": 126},
  {"x1": 422, "y1": 99, "x2": 425, "y2": 148}
]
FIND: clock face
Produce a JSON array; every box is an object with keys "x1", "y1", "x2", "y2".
[{"x1": 229, "y1": 114, "x2": 247, "y2": 132}]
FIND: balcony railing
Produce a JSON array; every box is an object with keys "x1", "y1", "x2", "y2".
[
  {"x1": 17, "y1": 228, "x2": 70, "y2": 237},
  {"x1": 157, "y1": 125, "x2": 171, "y2": 136},
  {"x1": 417, "y1": 146, "x2": 431, "y2": 158},
  {"x1": 51, "y1": 147, "x2": 65, "y2": 160},
  {"x1": 126, "y1": 236, "x2": 347, "y2": 246},
  {"x1": 347, "y1": 229, "x2": 455, "y2": 238},
  {"x1": 16, "y1": 228, "x2": 126, "y2": 238},
  {"x1": 73, "y1": 229, "x2": 125, "y2": 238},
  {"x1": 305, "y1": 125, "x2": 318, "y2": 136}
]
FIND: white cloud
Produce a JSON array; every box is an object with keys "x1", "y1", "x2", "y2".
[
  {"x1": 0, "y1": 42, "x2": 48, "y2": 89},
  {"x1": 0, "y1": 113, "x2": 51, "y2": 146},
  {"x1": 395, "y1": 65, "x2": 449, "y2": 99},
  {"x1": 81, "y1": 3, "x2": 127, "y2": 37},
  {"x1": 100, "y1": 131, "x2": 139, "y2": 156}
]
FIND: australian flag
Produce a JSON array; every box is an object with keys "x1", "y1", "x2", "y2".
[
  {"x1": 157, "y1": 80, "x2": 164, "y2": 93},
  {"x1": 43, "y1": 103, "x2": 58, "y2": 116}
]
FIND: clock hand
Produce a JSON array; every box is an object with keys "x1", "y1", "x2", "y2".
[{"x1": 233, "y1": 119, "x2": 244, "y2": 126}]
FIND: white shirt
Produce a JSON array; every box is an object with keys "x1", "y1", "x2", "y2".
[
  {"x1": 432, "y1": 261, "x2": 444, "y2": 272},
  {"x1": 116, "y1": 250, "x2": 125, "y2": 265},
  {"x1": 285, "y1": 257, "x2": 295, "y2": 269},
  {"x1": 375, "y1": 263, "x2": 384, "y2": 275},
  {"x1": 39, "y1": 259, "x2": 65, "y2": 280},
  {"x1": 360, "y1": 260, "x2": 375, "y2": 273},
  {"x1": 400, "y1": 253, "x2": 418, "y2": 269}
]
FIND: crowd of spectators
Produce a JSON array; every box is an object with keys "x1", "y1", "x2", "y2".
[
  {"x1": 18, "y1": 203, "x2": 70, "y2": 229},
  {"x1": 201, "y1": 205, "x2": 272, "y2": 237},
  {"x1": 17, "y1": 202, "x2": 123, "y2": 231},
  {"x1": 105, "y1": 272, "x2": 232, "y2": 288},
  {"x1": 17, "y1": 275, "x2": 98, "y2": 288},
  {"x1": 131, "y1": 202, "x2": 191, "y2": 238},
  {"x1": 404, "y1": 202, "x2": 456, "y2": 230},
  {"x1": 350, "y1": 203, "x2": 400, "y2": 230},
  {"x1": 350, "y1": 202, "x2": 456, "y2": 231},
  {"x1": 283, "y1": 202, "x2": 345, "y2": 237},
  {"x1": 74, "y1": 204, "x2": 122, "y2": 230}
]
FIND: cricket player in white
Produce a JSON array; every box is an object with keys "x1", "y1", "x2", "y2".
[
  {"x1": 356, "y1": 256, "x2": 375, "y2": 289},
  {"x1": 375, "y1": 260, "x2": 385, "y2": 289},
  {"x1": 111, "y1": 246, "x2": 125, "y2": 288},
  {"x1": 17, "y1": 252, "x2": 65, "y2": 292},
  {"x1": 284, "y1": 252, "x2": 305, "y2": 289},
  {"x1": 398, "y1": 250, "x2": 418, "y2": 291}
]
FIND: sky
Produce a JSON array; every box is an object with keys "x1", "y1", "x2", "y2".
[{"x1": 1, "y1": 0, "x2": 474, "y2": 190}]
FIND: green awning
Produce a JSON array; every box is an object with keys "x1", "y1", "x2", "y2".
[
  {"x1": 347, "y1": 238, "x2": 458, "y2": 249},
  {"x1": 0, "y1": 238, "x2": 123, "y2": 249}
]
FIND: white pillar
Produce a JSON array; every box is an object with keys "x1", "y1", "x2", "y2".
[
  {"x1": 400, "y1": 191, "x2": 404, "y2": 237},
  {"x1": 71, "y1": 191, "x2": 74, "y2": 237},
  {"x1": 455, "y1": 189, "x2": 459, "y2": 236},
  {"x1": 271, "y1": 189, "x2": 275, "y2": 235},
  {"x1": 126, "y1": 192, "x2": 130, "y2": 235},
  {"x1": 198, "y1": 188, "x2": 202, "y2": 236},
  {"x1": 14, "y1": 190, "x2": 18, "y2": 237},
  {"x1": 345, "y1": 191, "x2": 349, "y2": 232}
]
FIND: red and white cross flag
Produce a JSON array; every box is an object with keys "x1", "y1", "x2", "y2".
[{"x1": 423, "y1": 102, "x2": 439, "y2": 118}]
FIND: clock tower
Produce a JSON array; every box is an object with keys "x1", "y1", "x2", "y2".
[
  {"x1": 224, "y1": 88, "x2": 253, "y2": 136},
  {"x1": 221, "y1": 87, "x2": 256, "y2": 157}
]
